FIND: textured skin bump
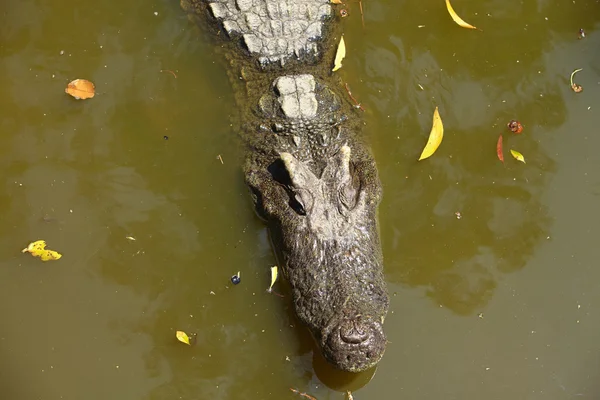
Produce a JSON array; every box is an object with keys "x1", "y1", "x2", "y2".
[
  {"x1": 274, "y1": 75, "x2": 318, "y2": 119},
  {"x1": 256, "y1": 74, "x2": 343, "y2": 165},
  {"x1": 208, "y1": 0, "x2": 331, "y2": 64}
]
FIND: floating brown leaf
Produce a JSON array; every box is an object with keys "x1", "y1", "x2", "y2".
[
  {"x1": 496, "y1": 135, "x2": 504, "y2": 163},
  {"x1": 445, "y1": 0, "x2": 479, "y2": 30},
  {"x1": 65, "y1": 79, "x2": 95, "y2": 100},
  {"x1": 507, "y1": 120, "x2": 523, "y2": 134}
]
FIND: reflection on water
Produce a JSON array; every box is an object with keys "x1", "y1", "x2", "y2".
[
  {"x1": 1, "y1": 0, "x2": 600, "y2": 399},
  {"x1": 364, "y1": 1, "x2": 579, "y2": 315}
]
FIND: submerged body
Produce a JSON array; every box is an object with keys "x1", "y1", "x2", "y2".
[{"x1": 181, "y1": 0, "x2": 389, "y2": 372}]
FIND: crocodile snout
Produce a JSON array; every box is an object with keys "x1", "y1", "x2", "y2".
[
  {"x1": 322, "y1": 316, "x2": 386, "y2": 372},
  {"x1": 339, "y1": 319, "x2": 370, "y2": 344}
]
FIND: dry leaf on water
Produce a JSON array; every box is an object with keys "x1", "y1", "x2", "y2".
[
  {"x1": 510, "y1": 149, "x2": 526, "y2": 163},
  {"x1": 65, "y1": 79, "x2": 95, "y2": 99},
  {"x1": 332, "y1": 36, "x2": 346, "y2": 72},
  {"x1": 507, "y1": 120, "x2": 523, "y2": 134},
  {"x1": 418, "y1": 107, "x2": 444, "y2": 161},
  {"x1": 330, "y1": 0, "x2": 343, "y2": 3},
  {"x1": 496, "y1": 135, "x2": 504, "y2": 163},
  {"x1": 22, "y1": 240, "x2": 62, "y2": 261},
  {"x1": 176, "y1": 330, "x2": 191, "y2": 345},
  {"x1": 445, "y1": 0, "x2": 479, "y2": 30}
]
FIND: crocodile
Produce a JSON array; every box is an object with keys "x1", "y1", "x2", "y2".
[{"x1": 181, "y1": 0, "x2": 389, "y2": 372}]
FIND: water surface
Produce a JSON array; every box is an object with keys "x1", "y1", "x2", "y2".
[{"x1": 1, "y1": 0, "x2": 600, "y2": 399}]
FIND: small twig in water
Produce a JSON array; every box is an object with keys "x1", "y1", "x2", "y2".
[
  {"x1": 344, "y1": 83, "x2": 365, "y2": 111},
  {"x1": 359, "y1": 0, "x2": 365, "y2": 28},
  {"x1": 217, "y1": 154, "x2": 224, "y2": 164},
  {"x1": 570, "y1": 68, "x2": 583, "y2": 92},
  {"x1": 160, "y1": 69, "x2": 178, "y2": 78},
  {"x1": 290, "y1": 388, "x2": 317, "y2": 400}
]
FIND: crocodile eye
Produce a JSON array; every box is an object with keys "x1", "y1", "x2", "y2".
[
  {"x1": 289, "y1": 190, "x2": 308, "y2": 216},
  {"x1": 276, "y1": 153, "x2": 317, "y2": 216},
  {"x1": 330, "y1": 125, "x2": 341, "y2": 140},
  {"x1": 328, "y1": 145, "x2": 359, "y2": 212},
  {"x1": 339, "y1": 183, "x2": 359, "y2": 211}
]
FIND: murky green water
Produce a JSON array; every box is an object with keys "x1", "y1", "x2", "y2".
[{"x1": 1, "y1": 0, "x2": 600, "y2": 398}]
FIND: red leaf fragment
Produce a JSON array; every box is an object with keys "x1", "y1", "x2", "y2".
[{"x1": 497, "y1": 135, "x2": 504, "y2": 163}]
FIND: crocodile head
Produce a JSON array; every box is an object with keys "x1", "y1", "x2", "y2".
[{"x1": 248, "y1": 144, "x2": 389, "y2": 372}]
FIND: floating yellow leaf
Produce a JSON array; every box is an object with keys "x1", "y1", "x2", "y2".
[
  {"x1": 418, "y1": 107, "x2": 444, "y2": 161},
  {"x1": 268, "y1": 266, "x2": 278, "y2": 292},
  {"x1": 330, "y1": 0, "x2": 343, "y2": 3},
  {"x1": 22, "y1": 240, "x2": 45, "y2": 254},
  {"x1": 21, "y1": 240, "x2": 62, "y2": 261},
  {"x1": 332, "y1": 36, "x2": 346, "y2": 72},
  {"x1": 65, "y1": 79, "x2": 95, "y2": 100},
  {"x1": 39, "y1": 250, "x2": 62, "y2": 261},
  {"x1": 445, "y1": 0, "x2": 479, "y2": 30},
  {"x1": 176, "y1": 330, "x2": 191, "y2": 345},
  {"x1": 510, "y1": 149, "x2": 526, "y2": 163}
]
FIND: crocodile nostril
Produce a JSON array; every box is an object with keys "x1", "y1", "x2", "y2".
[{"x1": 339, "y1": 320, "x2": 369, "y2": 344}]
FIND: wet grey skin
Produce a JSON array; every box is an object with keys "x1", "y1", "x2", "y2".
[{"x1": 180, "y1": 0, "x2": 389, "y2": 372}]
